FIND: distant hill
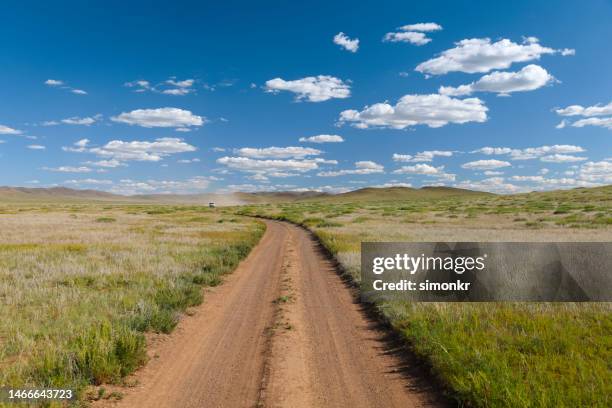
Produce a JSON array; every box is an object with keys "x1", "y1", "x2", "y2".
[
  {"x1": 2, "y1": 185, "x2": 611, "y2": 206},
  {"x1": 316, "y1": 186, "x2": 491, "y2": 202},
  {"x1": 0, "y1": 187, "x2": 126, "y2": 202},
  {"x1": 0, "y1": 186, "x2": 328, "y2": 205}
]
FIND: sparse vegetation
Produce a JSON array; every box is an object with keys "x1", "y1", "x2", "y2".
[
  {"x1": 237, "y1": 186, "x2": 612, "y2": 407},
  {"x1": 0, "y1": 204, "x2": 263, "y2": 400}
]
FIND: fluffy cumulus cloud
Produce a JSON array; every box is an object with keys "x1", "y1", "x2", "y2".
[
  {"x1": 454, "y1": 177, "x2": 525, "y2": 194},
  {"x1": 384, "y1": 22, "x2": 442, "y2": 46},
  {"x1": 461, "y1": 159, "x2": 512, "y2": 170},
  {"x1": 89, "y1": 138, "x2": 196, "y2": 162},
  {"x1": 299, "y1": 134, "x2": 344, "y2": 143},
  {"x1": 63, "y1": 137, "x2": 196, "y2": 165},
  {"x1": 539, "y1": 153, "x2": 587, "y2": 163},
  {"x1": 401, "y1": 23, "x2": 443, "y2": 32},
  {"x1": 0, "y1": 124, "x2": 23, "y2": 135},
  {"x1": 106, "y1": 176, "x2": 216, "y2": 195},
  {"x1": 235, "y1": 146, "x2": 322, "y2": 159},
  {"x1": 472, "y1": 144, "x2": 586, "y2": 161},
  {"x1": 439, "y1": 64, "x2": 555, "y2": 96},
  {"x1": 416, "y1": 37, "x2": 570, "y2": 75},
  {"x1": 339, "y1": 94, "x2": 487, "y2": 129},
  {"x1": 392, "y1": 150, "x2": 453, "y2": 162},
  {"x1": 265, "y1": 75, "x2": 351, "y2": 102},
  {"x1": 317, "y1": 161, "x2": 384, "y2": 177},
  {"x1": 555, "y1": 102, "x2": 612, "y2": 130},
  {"x1": 507, "y1": 160, "x2": 612, "y2": 189},
  {"x1": 217, "y1": 157, "x2": 335, "y2": 172},
  {"x1": 556, "y1": 102, "x2": 612, "y2": 117},
  {"x1": 111, "y1": 107, "x2": 205, "y2": 129},
  {"x1": 392, "y1": 163, "x2": 456, "y2": 181},
  {"x1": 333, "y1": 32, "x2": 359, "y2": 52}
]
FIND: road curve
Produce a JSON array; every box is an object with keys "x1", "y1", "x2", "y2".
[{"x1": 109, "y1": 220, "x2": 444, "y2": 408}]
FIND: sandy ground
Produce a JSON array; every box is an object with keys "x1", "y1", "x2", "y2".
[{"x1": 99, "y1": 220, "x2": 445, "y2": 408}]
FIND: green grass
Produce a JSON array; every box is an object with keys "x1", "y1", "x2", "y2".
[
  {"x1": 237, "y1": 185, "x2": 612, "y2": 407},
  {"x1": 0, "y1": 204, "x2": 264, "y2": 401}
]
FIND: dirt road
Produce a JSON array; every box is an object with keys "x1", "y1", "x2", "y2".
[{"x1": 111, "y1": 220, "x2": 443, "y2": 408}]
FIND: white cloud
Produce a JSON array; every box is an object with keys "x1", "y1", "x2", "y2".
[
  {"x1": 177, "y1": 158, "x2": 201, "y2": 164},
  {"x1": 555, "y1": 102, "x2": 612, "y2": 117},
  {"x1": 384, "y1": 22, "x2": 442, "y2": 46},
  {"x1": 125, "y1": 78, "x2": 196, "y2": 96},
  {"x1": 89, "y1": 138, "x2": 197, "y2": 162},
  {"x1": 578, "y1": 161, "x2": 612, "y2": 184},
  {"x1": 109, "y1": 176, "x2": 214, "y2": 195},
  {"x1": 299, "y1": 134, "x2": 344, "y2": 143},
  {"x1": 45, "y1": 79, "x2": 87, "y2": 95},
  {"x1": 439, "y1": 64, "x2": 555, "y2": 96},
  {"x1": 484, "y1": 170, "x2": 504, "y2": 176},
  {"x1": 162, "y1": 88, "x2": 192, "y2": 96},
  {"x1": 454, "y1": 177, "x2": 525, "y2": 194},
  {"x1": 63, "y1": 138, "x2": 90, "y2": 153},
  {"x1": 416, "y1": 38, "x2": 566, "y2": 75},
  {"x1": 384, "y1": 31, "x2": 432, "y2": 46},
  {"x1": 44, "y1": 79, "x2": 64, "y2": 86},
  {"x1": 555, "y1": 102, "x2": 612, "y2": 130},
  {"x1": 62, "y1": 115, "x2": 101, "y2": 125},
  {"x1": 43, "y1": 166, "x2": 93, "y2": 173},
  {"x1": 462, "y1": 159, "x2": 512, "y2": 170},
  {"x1": 540, "y1": 154, "x2": 587, "y2": 163},
  {"x1": 393, "y1": 163, "x2": 456, "y2": 181},
  {"x1": 317, "y1": 161, "x2": 384, "y2": 177},
  {"x1": 64, "y1": 179, "x2": 113, "y2": 186},
  {"x1": 0, "y1": 125, "x2": 23, "y2": 135},
  {"x1": 511, "y1": 175, "x2": 545, "y2": 182},
  {"x1": 236, "y1": 146, "x2": 322, "y2": 159},
  {"x1": 392, "y1": 150, "x2": 453, "y2": 162},
  {"x1": 373, "y1": 182, "x2": 413, "y2": 188},
  {"x1": 27, "y1": 145, "x2": 45, "y2": 150},
  {"x1": 125, "y1": 80, "x2": 152, "y2": 92},
  {"x1": 571, "y1": 117, "x2": 612, "y2": 130},
  {"x1": 166, "y1": 78, "x2": 194, "y2": 88},
  {"x1": 85, "y1": 159, "x2": 124, "y2": 168},
  {"x1": 265, "y1": 75, "x2": 351, "y2": 102},
  {"x1": 400, "y1": 23, "x2": 443, "y2": 32},
  {"x1": 333, "y1": 32, "x2": 359, "y2": 52},
  {"x1": 393, "y1": 163, "x2": 441, "y2": 175},
  {"x1": 339, "y1": 94, "x2": 487, "y2": 129},
  {"x1": 111, "y1": 107, "x2": 205, "y2": 128},
  {"x1": 472, "y1": 144, "x2": 585, "y2": 160},
  {"x1": 217, "y1": 156, "x2": 334, "y2": 174}
]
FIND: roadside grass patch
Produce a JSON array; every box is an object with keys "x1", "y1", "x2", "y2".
[
  {"x1": 0, "y1": 205, "x2": 264, "y2": 399},
  {"x1": 237, "y1": 185, "x2": 612, "y2": 407}
]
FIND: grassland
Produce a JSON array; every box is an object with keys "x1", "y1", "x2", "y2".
[
  {"x1": 237, "y1": 186, "x2": 612, "y2": 407},
  {"x1": 0, "y1": 203, "x2": 263, "y2": 402}
]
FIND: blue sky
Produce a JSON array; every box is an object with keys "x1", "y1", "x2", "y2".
[{"x1": 0, "y1": 0, "x2": 610, "y2": 194}]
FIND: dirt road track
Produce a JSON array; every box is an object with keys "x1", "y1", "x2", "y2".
[{"x1": 111, "y1": 220, "x2": 445, "y2": 408}]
